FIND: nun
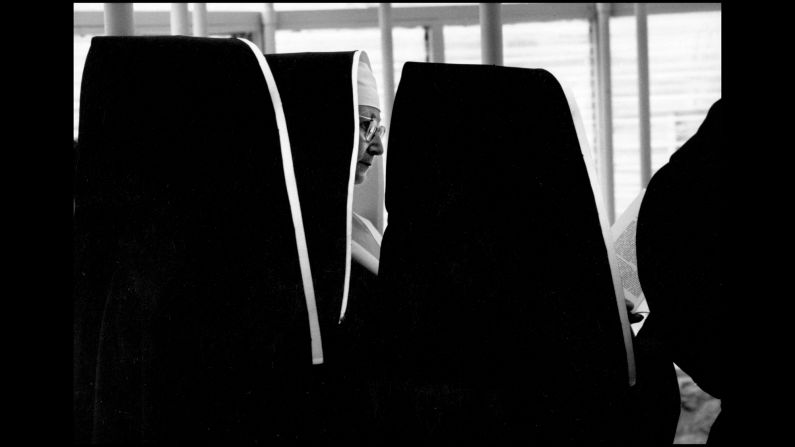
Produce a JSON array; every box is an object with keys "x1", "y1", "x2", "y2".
[
  {"x1": 75, "y1": 36, "x2": 385, "y2": 443},
  {"x1": 350, "y1": 55, "x2": 386, "y2": 276}
]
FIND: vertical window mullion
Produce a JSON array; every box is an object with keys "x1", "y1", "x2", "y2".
[{"x1": 594, "y1": 2, "x2": 616, "y2": 224}]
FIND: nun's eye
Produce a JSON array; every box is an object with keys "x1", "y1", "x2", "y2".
[{"x1": 359, "y1": 116, "x2": 377, "y2": 138}]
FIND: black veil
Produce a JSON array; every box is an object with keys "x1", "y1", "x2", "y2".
[
  {"x1": 73, "y1": 36, "x2": 337, "y2": 442},
  {"x1": 361, "y1": 61, "x2": 634, "y2": 443}
]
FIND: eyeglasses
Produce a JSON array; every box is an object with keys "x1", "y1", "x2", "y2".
[{"x1": 359, "y1": 115, "x2": 386, "y2": 142}]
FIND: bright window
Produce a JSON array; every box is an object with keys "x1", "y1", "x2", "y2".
[
  {"x1": 275, "y1": 26, "x2": 427, "y2": 114},
  {"x1": 502, "y1": 19, "x2": 596, "y2": 157},
  {"x1": 73, "y1": 6, "x2": 721, "y2": 222},
  {"x1": 610, "y1": 11, "x2": 721, "y2": 217},
  {"x1": 444, "y1": 20, "x2": 596, "y2": 158}
]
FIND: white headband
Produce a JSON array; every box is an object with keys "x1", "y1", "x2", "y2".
[{"x1": 357, "y1": 52, "x2": 380, "y2": 111}]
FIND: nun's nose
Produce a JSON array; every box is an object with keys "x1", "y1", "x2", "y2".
[{"x1": 368, "y1": 136, "x2": 385, "y2": 156}]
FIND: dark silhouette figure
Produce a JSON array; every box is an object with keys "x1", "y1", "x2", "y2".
[{"x1": 637, "y1": 99, "x2": 724, "y2": 444}]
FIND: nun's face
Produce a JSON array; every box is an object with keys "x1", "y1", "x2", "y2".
[{"x1": 355, "y1": 105, "x2": 385, "y2": 185}]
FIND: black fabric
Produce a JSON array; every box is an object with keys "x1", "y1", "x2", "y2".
[
  {"x1": 264, "y1": 51, "x2": 377, "y2": 441},
  {"x1": 74, "y1": 36, "x2": 314, "y2": 443},
  {"x1": 624, "y1": 314, "x2": 682, "y2": 444},
  {"x1": 637, "y1": 99, "x2": 724, "y2": 442},
  {"x1": 359, "y1": 62, "x2": 631, "y2": 443},
  {"x1": 264, "y1": 52, "x2": 356, "y2": 340}
]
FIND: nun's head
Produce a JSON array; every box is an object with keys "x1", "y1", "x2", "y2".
[
  {"x1": 356, "y1": 105, "x2": 385, "y2": 184},
  {"x1": 355, "y1": 52, "x2": 385, "y2": 184}
]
